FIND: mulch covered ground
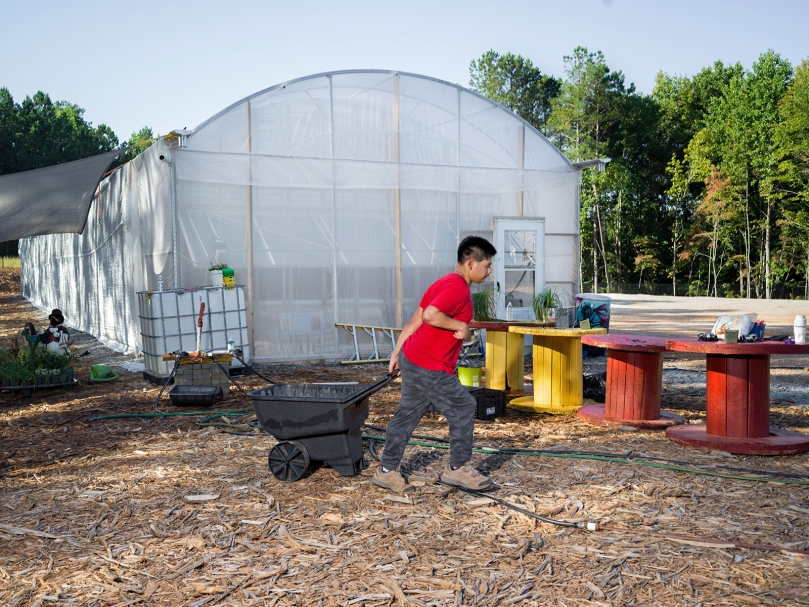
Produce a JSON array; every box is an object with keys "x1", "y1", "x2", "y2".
[{"x1": 2, "y1": 267, "x2": 809, "y2": 606}]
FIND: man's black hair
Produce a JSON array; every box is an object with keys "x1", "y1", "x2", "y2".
[{"x1": 457, "y1": 236, "x2": 496, "y2": 264}]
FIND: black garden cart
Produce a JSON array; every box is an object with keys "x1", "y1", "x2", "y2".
[{"x1": 248, "y1": 373, "x2": 396, "y2": 481}]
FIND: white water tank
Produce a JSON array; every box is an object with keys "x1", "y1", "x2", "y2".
[{"x1": 137, "y1": 285, "x2": 250, "y2": 379}]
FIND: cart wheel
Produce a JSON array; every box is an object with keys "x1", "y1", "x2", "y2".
[{"x1": 268, "y1": 441, "x2": 310, "y2": 481}]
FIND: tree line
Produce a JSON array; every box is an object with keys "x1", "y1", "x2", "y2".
[
  {"x1": 470, "y1": 48, "x2": 809, "y2": 299},
  {"x1": 0, "y1": 88, "x2": 155, "y2": 254}
]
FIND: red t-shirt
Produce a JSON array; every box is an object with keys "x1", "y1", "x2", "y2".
[{"x1": 403, "y1": 272, "x2": 472, "y2": 374}]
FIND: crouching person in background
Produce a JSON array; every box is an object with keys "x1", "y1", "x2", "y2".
[{"x1": 22, "y1": 308, "x2": 70, "y2": 355}]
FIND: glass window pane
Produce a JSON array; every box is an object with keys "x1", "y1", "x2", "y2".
[
  {"x1": 505, "y1": 269, "x2": 535, "y2": 308},
  {"x1": 504, "y1": 230, "x2": 536, "y2": 269}
]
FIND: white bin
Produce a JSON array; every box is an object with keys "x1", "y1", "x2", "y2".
[{"x1": 137, "y1": 286, "x2": 250, "y2": 378}]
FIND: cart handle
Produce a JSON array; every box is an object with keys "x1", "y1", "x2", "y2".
[{"x1": 344, "y1": 371, "x2": 397, "y2": 403}]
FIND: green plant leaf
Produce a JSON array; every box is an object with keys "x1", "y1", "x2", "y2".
[{"x1": 532, "y1": 287, "x2": 563, "y2": 322}]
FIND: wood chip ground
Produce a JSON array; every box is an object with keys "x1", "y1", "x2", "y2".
[{"x1": 2, "y1": 269, "x2": 808, "y2": 606}]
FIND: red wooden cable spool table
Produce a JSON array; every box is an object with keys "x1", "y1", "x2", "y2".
[
  {"x1": 577, "y1": 334, "x2": 684, "y2": 429},
  {"x1": 664, "y1": 337, "x2": 809, "y2": 455}
]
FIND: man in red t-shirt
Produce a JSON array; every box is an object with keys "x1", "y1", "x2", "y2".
[{"x1": 373, "y1": 236, "x2": 497, "y2": 492}]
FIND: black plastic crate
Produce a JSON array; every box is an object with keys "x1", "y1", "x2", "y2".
[
  {"x1": 469, "y1": 387, "x2": 507, "y2": 420},
  {"x1": 168, "y1": 385, "x2": 223, "y2": 407}
]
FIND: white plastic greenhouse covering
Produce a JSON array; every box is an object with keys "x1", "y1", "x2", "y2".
[{"x1": 20, "y1": 70, "x2": 582, "y2": 361}]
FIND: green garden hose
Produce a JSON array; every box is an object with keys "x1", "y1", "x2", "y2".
[{"x1": 362, "y1": 434, "x2": 809, "y2": 485}]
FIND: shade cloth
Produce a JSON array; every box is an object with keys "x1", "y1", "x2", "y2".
[{"x1": 0, "y1": 148, "x2": 123, "y2": 241}]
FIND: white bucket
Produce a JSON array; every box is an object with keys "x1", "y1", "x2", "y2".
[
  {"x1": 575, "y1": 293, "x2": 611, "y2": 330},
  {"x1": 795, "y1": 315, "x2": 807, "y2": 344}
]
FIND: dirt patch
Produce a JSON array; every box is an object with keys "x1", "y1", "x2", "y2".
[{"x1": 2, "y1": 268, "x2": 809, "y2": 606}]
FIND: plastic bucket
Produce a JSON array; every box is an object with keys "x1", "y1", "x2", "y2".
[
  {"x1": 457, "y1": 365, "x2": 482, "y2": 388},
  {"x1": 576, "y1": 293, "x2": 612, "y2": 330},
  {"x1": 222, "y1": 267, "x2": 235, "y2": 288}
]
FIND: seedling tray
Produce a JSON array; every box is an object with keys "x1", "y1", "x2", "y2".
[{"x1": 1, "y1": 379, "x2": 79, "y2": 398}]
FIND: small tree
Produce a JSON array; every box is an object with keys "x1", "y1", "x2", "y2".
[{"x1": 469, "y1": 50, "x2": 560, "y2": 135}]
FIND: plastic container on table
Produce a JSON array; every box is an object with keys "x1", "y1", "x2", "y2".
[
  {"x1": 576, "y1": 294, "x2": 611, "y2": 331},
  {"x1": 795, "y1": 315, "x2": 807, "y2": 344}
]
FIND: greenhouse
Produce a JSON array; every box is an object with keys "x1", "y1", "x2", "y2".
[{"x1": 19, "y1": 70, "x2": 591, "y2": 362}]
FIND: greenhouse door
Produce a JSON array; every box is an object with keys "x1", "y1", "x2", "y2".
[{"x1": 493, "y1": 219, "x2": 545, "y2": 319}]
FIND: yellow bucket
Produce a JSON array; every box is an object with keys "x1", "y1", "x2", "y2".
[
  {"x1": 457, "y1": 365, "x2": 481, "y2": 388},
  {"x1": 222, "y1": 267, "x2": 235, "y2": 288}
]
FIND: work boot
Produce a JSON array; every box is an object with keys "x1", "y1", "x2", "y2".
[
  {"x1": 440, "y1": 464, "x2": 493, "y2": 490},
  {"x1": 371, "y1": 466, "x2": 413, "y2": 493}
]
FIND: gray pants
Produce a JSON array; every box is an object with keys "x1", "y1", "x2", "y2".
[{"x1": 381, "y1": 351, "x2": 477, "y2": 470}]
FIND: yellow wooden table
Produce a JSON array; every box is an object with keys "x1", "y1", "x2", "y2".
[
  {"x1": 507, "y1": 326, "x2": 607, "y2": 414},
  {"x1": 469, "y1": 321, "x2": 552, "y2": 391}
]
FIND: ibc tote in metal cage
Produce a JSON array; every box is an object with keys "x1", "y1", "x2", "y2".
[{"x1": 137, "y1": 285, "x2": 250, "y2": 380}]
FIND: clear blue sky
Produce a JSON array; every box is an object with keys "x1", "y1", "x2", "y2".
[{"x1": 1, "y1": 0, "x2": 807, "y2": 143}]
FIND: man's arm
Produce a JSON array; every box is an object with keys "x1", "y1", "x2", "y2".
[
  {"x1": 389, "y1": 307, "x2": 424, "y2": 372},
  {"x1": 422, "y1": 305, "x2": 470, "y2": 341}
]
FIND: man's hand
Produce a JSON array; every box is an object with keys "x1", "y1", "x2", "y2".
[
  {"x1": 388, "y1": 350, "x2": 400, "y2": 373},
  {"x1": 453, "y1": 324, "x2": 471, "y2": 341}
]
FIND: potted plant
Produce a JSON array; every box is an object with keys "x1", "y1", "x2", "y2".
[
  {"x1": 472, "y1": 289, "x2": 496, "y2": 322},
  {"x1": 20, "y1": 369, "x2": 35, "y2": 387},
  {"x1": 35, "y1": 369, "x2": 49, "y2": 387},
  {"x1": 209, "y1": 262, "x2": 229, "y2": 287},
  {"x1": 0, "y1": 350, "x2": 12, "y2": 388},
  {"x1": 532, "y1": 287, "x2": 563, "y2": 324},
  {"x1": 57, "y1": 353, "x2": 77, "y2": 384},
  {"x1": 8, "y1": 366, "x2": 23, "y2": 388}
]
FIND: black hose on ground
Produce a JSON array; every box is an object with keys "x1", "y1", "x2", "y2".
[
  {"x1": 364, "y1": 422, "x2": 450, "y2": 444},
  {"x1": 154, "y1": 355, "x2": 181, "y2": 413},
  {"x1": 231, "y1": 352, "x2": 275, "y2": 384},
  {"x1": 211, "y1": 356, "x2": 248, "y2": 396},
  {"x1": 364, "y1": 434, "x2": 809, "y2": 553}
]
